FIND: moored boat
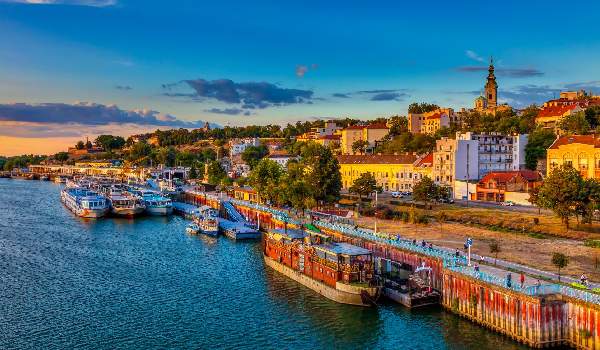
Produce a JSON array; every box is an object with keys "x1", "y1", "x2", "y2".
[
  {"x1": 135, "y1": 189, "x2": 173, "y2": 216},
  {"x1": 194, "y1": 206, "x2": 219, "y2": 237},
  {"x1": 60, "y1": 187, "x2": 110, "y2": 218},
  {"x1": 105, "y1": 187, "x2": 145, "y2": 217},
  {"x1": 263, "y1": 228, "x2": 381, "y2": 306},
  {"x1": 186, "y1": 223, "x2": 200, "y2": 234}
]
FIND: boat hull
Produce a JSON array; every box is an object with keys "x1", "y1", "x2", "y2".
[
  {"x1": 111, "y1": 206, "x2": 145, "y2": 217},
  {"x1": 79, "y1": 208, "x2": 110, "y2": 218},
  {"x1": 201, "y1": 228, "x2": 219, "y2": 237},
  {"x1": 145, "y1": 206, "x2": 173, "y2": 216},
  {"x1": 263, "y1": 255, "x2": 379, "y2": 307}
]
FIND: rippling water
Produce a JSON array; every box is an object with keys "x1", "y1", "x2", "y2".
[{"x1": 0, "y1": 179, "x2": 528, "y2": 349}]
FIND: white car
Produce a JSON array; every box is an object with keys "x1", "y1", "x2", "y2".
[
  {"x1": 500, "y1": 201, "x2": 515, "y2": 206},
  {"x1": 391, "y1": 191, "x2": 403, "y2": 198}
]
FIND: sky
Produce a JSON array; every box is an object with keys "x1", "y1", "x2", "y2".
[{"x1": 1, "y1": 0, "x2": 600, "y2": 156}]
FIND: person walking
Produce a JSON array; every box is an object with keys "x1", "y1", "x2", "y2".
[
  {"x1": 520, "y1": 273, "x2": 525, "y2": 289},
  {"x1": 507, "y1": 273, "x2": 512, "y2": 288}
]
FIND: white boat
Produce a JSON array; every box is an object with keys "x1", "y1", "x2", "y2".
[
  {"x1": 135, "y1": 189, "x2": 173, "y2": 216},
  {"x1": 60, "y1": 187, "x2": 110, "y2": 218},
  {"x1": 186, "y1": 223, "x2": 200, "y2": 234},
  {"x1": 54, "y1": 176, "x2": 67, "y2": 184},
  {"x1": 105, "y1": 187, "x2": 146, "y2": 217},
  {"x1": 194, "y1": 206, "x2": 220, "y2": 237}
]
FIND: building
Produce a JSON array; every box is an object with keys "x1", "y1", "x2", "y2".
[
  {"x1": 408, "y1": 108, "x2": 458, "y2": 134},
  {"x1": 315, "y1": 134, "x2": 341, "y2": 148},
  {"x1": 340, "y1": 123, "x2": 390, "y2": 154},
  {"x1": 229, "y1": 138, "x2": 260, "y2": 156},
  {"x1": 433, "y1": 132, "x2": 528, "y2": 198},
  {"x1": 546, "y1": 135, "x2": 600, "y2": 178},
  {"x1": 233, "y1": 186, "x2": 261, "y2": 203},
  {"x1": 472, "y1": 58, "x2": 512, "y2": 115},
  {"x1": 297, "y1": 121, "x2": 341, "y2": 142},
  {"x1": 337, "y1": 153, "x2": 432, "y2": 192},
  {"x1": 535, "y1": 104, "x2": 583, "y2": 131},
  {"x1": 471, "y1": 170, "x2": 542, "y2": 205},
  {"x1": 268, "y1": 152, "x2": 296, "y2": 167}
]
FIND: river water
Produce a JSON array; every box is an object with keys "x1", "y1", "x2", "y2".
[{"x1": 0, "y1": 179, "x2": 527, "y2": 349}]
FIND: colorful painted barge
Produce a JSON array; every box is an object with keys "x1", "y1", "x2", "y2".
[{"x1": 263, "y1": 228, "x2": 381, "y2": 307}]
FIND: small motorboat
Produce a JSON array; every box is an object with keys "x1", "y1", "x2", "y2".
[{"x1": 186, "y1": 223, "x2": 200, "y2": 234}]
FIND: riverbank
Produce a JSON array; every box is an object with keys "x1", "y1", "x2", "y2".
[{"x1": 0, "y1": 179, "x2": 528, "y2": 350}]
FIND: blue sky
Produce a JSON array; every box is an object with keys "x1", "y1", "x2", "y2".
[{"x1": 1, "y1": 0, "x2": 600, "y2": 154}]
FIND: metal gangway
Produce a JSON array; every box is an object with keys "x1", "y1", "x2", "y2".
[{"x1": 222, "y1": 201, "x2": 247, "y2": 223}]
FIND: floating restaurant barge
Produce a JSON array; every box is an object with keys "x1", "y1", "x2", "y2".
[
  {"x1": 231, "y1": 198, "x2": 600, "y2": 349},
  {"x1": 264, "y1": 228, "x2": 381, "y2": 307}
]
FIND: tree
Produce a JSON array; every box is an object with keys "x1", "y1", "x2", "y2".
[
  {"x1": 524, "y1": 129, "x2": 556, "y2": 170},
  {"x1": 94, "y1": 135, "x2": 126, "y2": 151},
  {"x1": 351, "y1": 140, "x2": 370, "y2": 154},
  {"x1": 189, "y1": 164, "x2": 198, "y2": 179},
  {"x1": 156, "y1": 146, "x2": 177, "y2": 167},
  {"x1": 408, "y1": 102, "x2": 439, "y2": 114},
  {"x1": 128, "y1": 141, "x2": 152, "y2": 164},
  {"x1": 413, "y1": 176, "x2": 441, "y2": 206},
  {"x1": 248, "y1": 158, "x2": 284, "y2": 204},
  {"x1": 558, "y1": 111, "x2": 590, "y2": 135},
  {"x1": 349, "y1": 172, "x2": 377, "y2": 199},
  {"x1": 536, "y1": 165, "x2": 585, "y2": 229},
  {"x1": 54, "y1": 152, "x2": 69, "y2": 162},
  {"x1": 489, "y1": 240, "x2": 501, "y2": 265},
  {"x1": 206, "y1": 161, "x2": 227, "y2": 185},
  {"x1": 278, "y1": 161, "x2": 315, "y2": 211},
  {"x1": 299, "y1": 142, "x2": 342, "y2": 205},
  {"x1": 75, "y1": 140, "x2": 85, "y2": 150},
  {"x1": 551, "y1": 252, "x2": 569, "y2": 281},
  {"x1": 85, "y1": 140, "x2": 93, "y2": 149},
  {"x1": 584, "y1": 105, "x2": 600, "y2": 129},
  {"x1": 241, "y1": 145, "x2": 269, "y2": 168},
  {"x1": 388, "y1": 115, "x2": 408, "y2": 136}
]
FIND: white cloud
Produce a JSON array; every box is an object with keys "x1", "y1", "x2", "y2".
[
  {"x1": 465, "y1": 50, "x2": 485, "y2": 63},
  {"x1": 0, "y1": 0, "x2": 116, "y2": 7}
]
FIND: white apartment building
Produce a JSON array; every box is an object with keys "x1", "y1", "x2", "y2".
[
  {"x1": 229, "y1": 138, "x2": 260, "y2": 156},
  {"x1": 433, "y1": 132, "x2": 528, "y2": 198}
]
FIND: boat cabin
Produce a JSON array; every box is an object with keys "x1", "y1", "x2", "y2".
[{"x1": 264, "y1": 229, "x2": 375, "y2": 288}]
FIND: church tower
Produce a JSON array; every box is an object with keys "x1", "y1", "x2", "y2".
[{"x1": 484, "y1": 57, "x2": 498, "y2": 108}]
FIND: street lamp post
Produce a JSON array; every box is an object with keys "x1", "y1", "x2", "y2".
[{"x1": 374, "y1": 190, "x2": 378, "y2": 234}]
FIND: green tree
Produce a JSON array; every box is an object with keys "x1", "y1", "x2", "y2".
[
  {"x1": 94, "y1": 135, "x2": 126, "y2": 151},
  {"x1": 128, "y1": 141, "x2": 152, "y2": 164},
  {"x1": 413, "y1": 176, "x2": 441, "y2": 206},
  {"x1": 351, "y1": 140, "x2": 370, "y2": 154},
  {"x1": 278, "y1": 161, "x2": 315, "y2": 211},
  {"x1": 156, "y1": 146, "x2": 177, "y2": 166},
  {"x1": 75, "y1": 140, "x2": 85, "y2": 150},
  {"x1": 489, "y1": 240, "x2": 501, "y2": 265},
  {"x1": 584, "y1": 105, "x2": 600, "y2": 129},
  {"x1": 408, "y1": 102, "x2": 439, "y2": 114},
  {"x1": 54, "y1": 152, "x2": 69, "y2": 162},
  {"x1": 536, "y1": 165, "x2": 585, "y2": 229},
  {"x1": 558, "y1": 111, "x2": 590, "y2": 134},
  {"x1": 551, "y1": 252, "x2": 569, "y2": 281},
  {"x1": 241, "y1": 145, "x2": 269, "y2": 168},
  {"x1": 206, "y1": 161, "x2": 227, "y2": 185},
  {"x1": 189, "y1": 164, "x2": 198, "y2": 179},
  {"x1": 299, "y1": 142, "x2": 342, "y2": 205},
  {"x1": 524, "y1": 129, "x2": 556, "y2": 170},
  {"x1": 248, "y1": 158, "x2": 284, "y2": 204},
  {"x1": 349, "y1": 172, "x2": 377, "y2": 199},
  {"x1": 388, "y1": 115, "x2": 408, "y2": 136}
]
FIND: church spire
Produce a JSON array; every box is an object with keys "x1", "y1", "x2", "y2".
[{"x1": 484, "y1": 55, "x2": 498, "y2": 108}]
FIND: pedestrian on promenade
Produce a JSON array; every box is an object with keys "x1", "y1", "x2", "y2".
[
  {"x1": 428, "y1": 242, "x2": 433, "y2": 250},
  {"x1": 421, "y1": 240, "x2": 426, "y2": 248},
  {"x1": 480, "y1": 256, "x2": 485, "y2": 264},
  {"x1": 581, "y1": 273, "x2": 588, "y2": 287},
  {"x1": 412, "y1": 239, "x2": 417, "y2": 245},
  {"x1": 507, "y1": 273, "x2": 512, "y2": 288},
  {"x1": 520, "y1": 273, "x2": 525, "y2": 288},
  {"x1": 455, "y1": 249, "x2": 460, "y2": 258},
  {"x1": 474, "y1": 263, "x2": 479, "y2": 273}
]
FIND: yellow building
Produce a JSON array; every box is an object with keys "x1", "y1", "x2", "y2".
[
  {"x1": 547, "y1": 135, "x2": 600, "y2": 178},
  {"x1": 338, "y1": 153, "x2": 432, "y2": 192},
  {"x1": 340, "y1": 123, "x2": 389, "y2": 154}
]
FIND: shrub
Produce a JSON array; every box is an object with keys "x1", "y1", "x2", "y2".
[
  {"x1": 533, "y1": 217, "x2": 540, "y2": 225},
  {"x1": 584, "y1": 239, "x2": 600, "y2": 248}
]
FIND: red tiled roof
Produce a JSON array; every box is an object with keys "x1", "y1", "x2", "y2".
[
  {"x1": 337, "y1": 154, "x2": 418, "y2": 164},
  {"x1": 548, "y1": 135, "x2": 600, "y2": 149},
  {"x1": 479, "y1": 170, "x2": 542, "y2": 184},
  {"x1": 414, "y1": 153, "x2": 433, "y2": 167},
  {"x1": 425, "y1": 113, "x2": 442, "y2": 120},
  {"x1": 537, "y1": 105, "x2": 578, "y2": 118},
  {"x1": 345, "y1": 125, "x2": 365, "y2": 130}
]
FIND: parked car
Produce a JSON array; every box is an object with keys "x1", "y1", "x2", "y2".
[
  {"x1": 438, "y1": 197, "x2": 454, "y2": 204},
  {"x1": 500, "y1": 201, "x2": 515, "y2": 206},
  {"x1": 391, "y1": 191, "x2": 403, "y2": 198}
]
